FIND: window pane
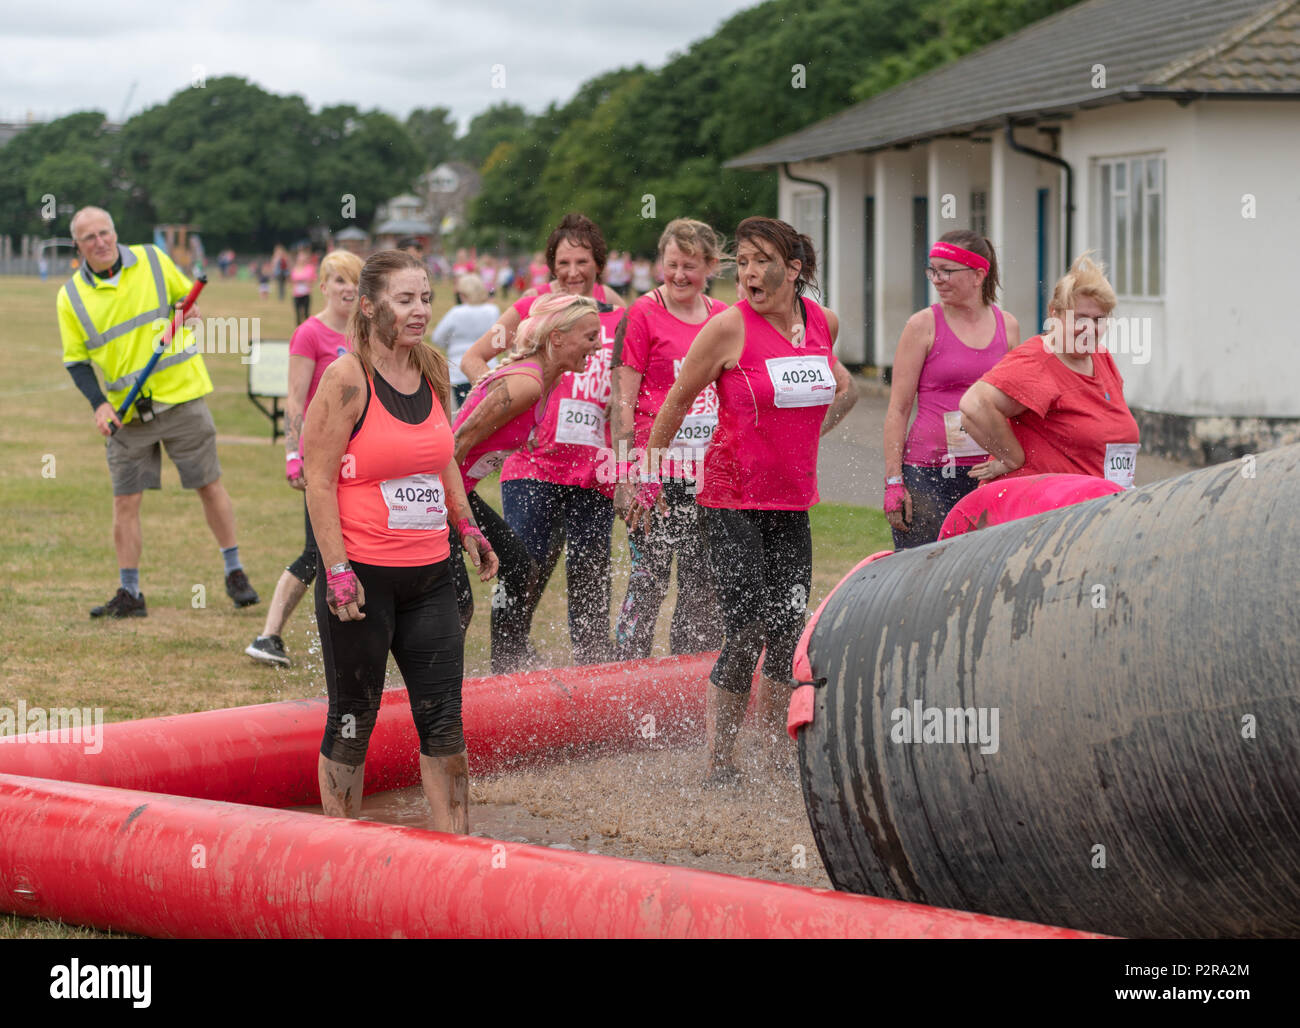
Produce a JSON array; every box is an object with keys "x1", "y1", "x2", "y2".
[
  {"x1": 1146, "y1": 158, "x2": 1161, "y2": 193},
  {"x1": 1148, "y1": 190, "x2": 1161, "y2": 295},
  {"x1": 1100, "y1": 163, "x2": 1112, "y2": 266},
  {"x1": 1131, "y1": 160, "x2": 1145, "y2": 295},
  {"x1": 1116, "y1": 195, "x2": 1128, "y2": 294},
  {"x1": 1115, "y1": 161, "x2": 1126, "y2": 192}
]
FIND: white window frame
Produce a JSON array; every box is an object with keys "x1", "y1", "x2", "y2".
[
  {"x1": 791, "y1": 191, "x2": 826, "y2": 275},
  {"x1": 1094, "y1": 153, "x2": 1165, "y2": 300}
]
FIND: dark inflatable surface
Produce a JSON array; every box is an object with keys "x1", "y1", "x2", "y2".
[{"x1": 798, "y1": 449, "x2": 1300, "y2": 937}]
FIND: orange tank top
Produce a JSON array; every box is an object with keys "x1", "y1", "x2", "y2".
[{"x1": 336, "y1": 364, "x2": 454, "y2": 566}]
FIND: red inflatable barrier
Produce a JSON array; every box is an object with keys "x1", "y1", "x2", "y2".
[
  {"x1": 0, "y1": 773, "x2": 1103, "y2": 939},
  {"x1": 0, "y1": 654, "x2": 717, "y2": 806}
]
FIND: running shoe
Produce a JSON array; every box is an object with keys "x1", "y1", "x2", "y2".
[
  {"x1": 245, "y1": 634, "x2": 289, "y2": 667},
  {"x1": 89, "y1": 588, "x2": 147, "y2": 619},
  {"x1": 225, "y1": 569, "x2": 260, "y2": 608}
]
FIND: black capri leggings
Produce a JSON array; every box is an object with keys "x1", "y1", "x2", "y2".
[
  {"x1": 316, "y1": 558, "x2": 465, "y2": 764},
  {"x1": 450, "y1": 490, "x2": 540, "y2": 675},
  {"x1": 287, "y1": 498, "x2": 319, "y2": 584},
  {"x1": 704, "y1": 508, "x2": 813, "y2": 694}
]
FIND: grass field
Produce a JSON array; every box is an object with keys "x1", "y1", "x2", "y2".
[{"x1": 0, "y1": 271, "x2": 891, "y2": 938}]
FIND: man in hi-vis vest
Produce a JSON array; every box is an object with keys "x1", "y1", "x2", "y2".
[{"x1": 58, "y1": 206, "x2": 259, "y2": 618}]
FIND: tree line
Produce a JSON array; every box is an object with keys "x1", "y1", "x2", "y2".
[{"x1": 0, "y1": 0, "x2": 1078, "y2": 254}]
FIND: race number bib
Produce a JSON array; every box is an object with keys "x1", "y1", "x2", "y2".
[
  {"x1": 668, "y1": 412, "x2": 718, "y2": 460},
  {"x1": 379, "y1": 473, "x2": 447, "y2": 530},
  {"x1": 466, "y1": 450, "x2": 508, "y2": 481},
  {"x1": 766, "y1": 355, "x2": 835, "y2": 409},
  {"x1": 943, "y1": 410, "x2": 988, "y2": 459},
  {"x1": 1104, "y1": 443, "x2": 1139, "y2": 490},
  {"x1": 555, "y1": 398, "x2": 605, "y2": 447}
]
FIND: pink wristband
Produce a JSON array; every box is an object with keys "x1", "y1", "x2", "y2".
[
  {"x1": 884, "y1": 482, "x2": 908, "y2": 514},
  {"x1": 325, "y1": 566, "x2": 360, "y2": 607},
  {"x1": 286, "y1": 455, "x2": 304, "y2": 481},
  {"x1": 457, "y1": 518, "x2": 492, "y2": 553},
  {"x1": 634, "y1": 480, "x2": 662, "y2": 510}
]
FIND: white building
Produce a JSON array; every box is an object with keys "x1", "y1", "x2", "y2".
[{"x1": 727, "y1": 0, "x2": 1300, "y2": 463}]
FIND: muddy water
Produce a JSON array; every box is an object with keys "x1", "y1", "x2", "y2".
[{"x1": 296, "y1": 725, "x2": 830, "y2": 889}]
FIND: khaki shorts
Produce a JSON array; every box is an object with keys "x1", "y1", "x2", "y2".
[{"x1": 105, "y1": 398, "x2": 222, "y2": 495}]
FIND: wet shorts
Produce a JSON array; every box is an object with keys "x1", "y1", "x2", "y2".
[
  {"x1": 703, "y1": 507, "x2": 813, "y2": 693},
  {"x1": 105, "y1": 398, "x2": 222, "y2": 496}
]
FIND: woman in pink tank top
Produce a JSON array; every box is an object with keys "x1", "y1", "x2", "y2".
[
  {"x1": 882, "y1": 231, "x2": 1021, "y2": 549},
  {"x1": 447, "y1": 293, "x2": 602, "y2": 673},
  {"x1": 609, "y1": 218, "x2": 728, "y2": 660},
  {"x1": 458, "y1": 213, "x2": 627, "y2": 667},
  {"x1": 631, "y1": 218, "x2": 857, "y2": 786}
]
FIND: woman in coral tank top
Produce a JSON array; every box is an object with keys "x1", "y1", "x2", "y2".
[
  {"x1": 303, "y1": 250, "x2": 498, "y2": 833},
  {"x1": 632, "y1": 218, "x2": 857, "y2": 785},
  {"x1": 882, "y1": 230, "x2": 1020, "y2": 549}
]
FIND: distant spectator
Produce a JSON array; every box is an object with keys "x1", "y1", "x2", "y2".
[
  {"x1": 273, "y1": 245, "x2": 290, "y2": 299},
  {"x1": 434, "y1": 273, "x2": 501, "y2": 410},
  {"x1": 631, "y1": 255, "x2": 654, "y2": 295},
  {"x1": 605, "y1": 249, "x2": 631, "y2": 298},
  {"x1": 290, "y1": 249, "x2": 314, "y2": 325}
]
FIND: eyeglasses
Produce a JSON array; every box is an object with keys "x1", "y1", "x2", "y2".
[{"x1": 924, "y1": 264, "x2": 976, "y2": 283}]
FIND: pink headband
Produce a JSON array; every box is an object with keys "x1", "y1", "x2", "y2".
[{"x1": 929, "y1": 242, "x2": 989, "y2": 273}]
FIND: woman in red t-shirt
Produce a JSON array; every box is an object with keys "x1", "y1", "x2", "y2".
[{"x1": 959, "y1": 253, "x2": 1140, "y2": 489}]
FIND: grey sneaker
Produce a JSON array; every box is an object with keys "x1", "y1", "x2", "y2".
[
  {"x1": 245, "y1": 634, "x2": 289, "y2": 667},
  {"x1": 225, "y1": 568, "x2": 260, "y2": 608},
  {"x1": 90, "y1": 588, "x2": 147, "y2": 619}
]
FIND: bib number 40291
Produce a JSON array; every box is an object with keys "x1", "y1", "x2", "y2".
[{"x1": 766, "y1": 356, "x2": 834, "y2": 409}]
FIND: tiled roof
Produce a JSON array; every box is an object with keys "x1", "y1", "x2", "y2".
[
  {"x1": 1154, "y1": 0, "x2": 1300, "y2": 90},
  {"x1": 727, "y1": 0, "x2": 1299, "y2": 168}
]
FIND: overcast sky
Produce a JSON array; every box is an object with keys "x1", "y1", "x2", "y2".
[{"x1": 0, "y1": 0, "x2": 758, "y2": 128}]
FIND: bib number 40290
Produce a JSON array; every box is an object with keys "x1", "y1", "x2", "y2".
[{"x1": 380, "y1": 473, "x2": 446, "y2": 530}]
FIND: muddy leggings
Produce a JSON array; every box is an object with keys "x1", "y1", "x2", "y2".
[
  {"x1": 614, "y1": 479, "x2": 723, "y2": 660},
  {"x1": 704, "y1": 508, "x2": 812, "y2": 694},
  {"x1": 317, "y1": 558, "x2": 464, "y2": 764},
  {"x1": 501, "y1": 478, "x2": 613, "y2": 666},
  {"x1": 450, "y1": 490, "x2": 540, "y2": 674}
]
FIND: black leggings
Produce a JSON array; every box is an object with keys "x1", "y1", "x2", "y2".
[
  {"x1": 293, "y1": 294, "x2": 310, "y2": 324},
  {"x1": 287, "y1": 498, "x2": 319, "y2": 584},
  {"x1": 450, "y1": 491, "x2": 540, "y2": 674},
  {"x1": 316, "y1": 558, "x2": 464, "y2": 764},
  {"x1": 704, "y1": 508, "x2": 812, "y2": 694}
]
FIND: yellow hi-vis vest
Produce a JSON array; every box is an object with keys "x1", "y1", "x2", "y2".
[{"x1": 58, "y1": 243, "x2": 212, "y2": 421}]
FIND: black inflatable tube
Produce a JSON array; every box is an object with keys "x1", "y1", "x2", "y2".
[{"x1": 798, "y1": 449, "x2": 1300, "y2": 938}]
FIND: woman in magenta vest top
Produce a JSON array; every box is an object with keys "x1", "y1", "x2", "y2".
[
  {"x1": 882, "y1": 230, "x2": 1020, "y2": 549},
  {"x1": 631, "y1": 218, "x2": 858, "y2": 785},
  {"x1": 459, "y1": 214, "x2": 626, "y2": 666}
]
